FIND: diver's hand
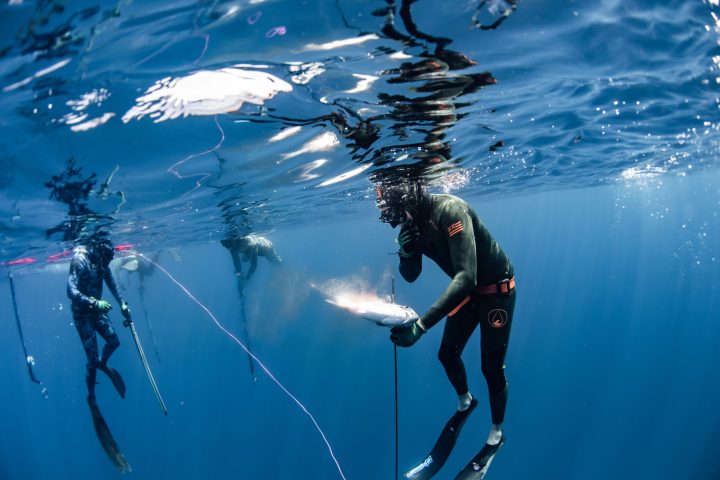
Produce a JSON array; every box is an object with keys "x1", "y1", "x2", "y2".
[
  {"x1": 390, "y1": 321, "x2": 425, "y2": 347},
  {"x1": 398, "y1": 222, "x2": 420, "y2": 258},
  {"x1": 94, "y1": 299, "x2": 112, "y2": 313}
]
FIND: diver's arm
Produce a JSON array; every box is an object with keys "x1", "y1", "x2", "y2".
[
  {"x1": 398, "y1": 222, "x2": 422, "y2": 282},
  {"x1": 266, "y1": 246, "x2": 282, "y2": 265},
  {"x1": 399, "y1": 251, "x2": 422, "y2": 282},
  {"x1": 257, "y1": 242, "x2": 282, "y2": 265},
  {"x1": 104, "y1": 267, "x2": 125, "y2": 306},
  {"x1": 67, "y1": 255, "x2": 96, "y2": 309},
  {"x1": 419, "y1": 206, "x2": 477, "y2": 330},
  {"x1": 246, "y1": 247, "x2": 258, "y2": 280},
  {"x1": 229, "y1": 249, "x2": 244, "y2": 277}
]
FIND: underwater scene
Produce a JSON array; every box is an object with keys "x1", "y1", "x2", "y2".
[{"x1": 1, "y1": 0, "x2": 720, "y2": 479}]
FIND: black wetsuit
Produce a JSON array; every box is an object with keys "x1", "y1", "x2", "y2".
[
  {"x1": 67, "y1": 246, "x2": 123, "y2": 397},
  {"x1": 399, "y1": 194, "x2": 515, "y2": 425}
]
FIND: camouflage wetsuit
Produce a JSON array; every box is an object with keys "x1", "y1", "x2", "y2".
[
  {"x1": 399, "y1": 194, "x2": 515, "y2": 425},
  {"x1": 67, "y1": 245, "x2": 123, "y2": 397}
]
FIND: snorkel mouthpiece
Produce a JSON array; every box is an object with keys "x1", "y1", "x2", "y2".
[{"x1": 378, "y1": 204, "x2": 406, "y2": 227}]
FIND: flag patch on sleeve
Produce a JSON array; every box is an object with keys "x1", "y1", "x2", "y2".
[{"x1": 447, "y1": 220, "x2": 463, "y2": 237}]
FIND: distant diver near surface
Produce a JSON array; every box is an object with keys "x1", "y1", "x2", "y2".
[
  {"x1": 221, "y1": 234, "x2": 282, "y2": 381},
  {"x1": 375, "y1": 181, "x2": 516, "y2": 480},
  {"x1": 221, "y1": 234, "x2": 283, "y2": 286},
  {"x1": 67, "y1": 235, "x2": 132, "y2": 473}
]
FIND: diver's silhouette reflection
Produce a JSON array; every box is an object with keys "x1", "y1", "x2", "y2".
[
  {"x1": 44, "y1": 158, "x2": 124, "y2": 242},
  {"x1": 368, "y1": 0, "x2": 497, "y2": 176},
  {"x1": 227, "y1": 0, "x2": 515, "y2": 185}
]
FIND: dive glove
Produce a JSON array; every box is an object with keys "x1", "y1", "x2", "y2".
[
  {"x1": 95, "y1": 299, "x2": 112, "y2": 313},
  {"x1": 390, "y1": 321, "x2": 425, "y2": 347},
  {"x1": 398, "y1": 223, "x2": 420, "y2": 258}
]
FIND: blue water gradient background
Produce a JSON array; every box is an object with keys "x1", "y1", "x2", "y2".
[{"x1": 2, "y1": 0, "x2": 720, "y2": 479}]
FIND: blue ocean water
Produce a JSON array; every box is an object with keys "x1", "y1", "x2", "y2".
[{"x1": 1, "y1": 0, "x2": 720, "y2": 479}]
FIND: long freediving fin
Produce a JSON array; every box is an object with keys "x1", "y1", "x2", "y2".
[
  {"x1": 453, "y1": 436, "x2": 504, "y2": 480},
  {"x1": 239, "y1": 298, "x2": 257, "y2": 382},
  {"x1": 87, "y1": 398, "x2": 132, "y2": 474},
  {"x1": 98, "y1": 365, "x2": 126, "y2": 398},
  {"x1": 404, "y1": 398, "x2": 478, "y2": 480}
]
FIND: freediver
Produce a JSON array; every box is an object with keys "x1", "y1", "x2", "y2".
[
  {"x1": 67, "y1": 236, "x2": 131, "y2": 403},
  {"x1": 221, "y1": 234, "x2": 282, "y2": 294},
  {"x1": 221, "y1": 234, "x2": 282, "y2": 381},
  {"x1": 376, "y1": 181, "x2": 516, "y2": 479}
]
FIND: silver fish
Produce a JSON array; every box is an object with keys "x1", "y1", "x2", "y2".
[{"x1": 326, "y1": 293, "x2": 418, "y2": 327}]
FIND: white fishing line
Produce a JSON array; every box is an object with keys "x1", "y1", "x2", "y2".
[{"x1": 135, "y1": 252, "x2": 347, "y2": 480}]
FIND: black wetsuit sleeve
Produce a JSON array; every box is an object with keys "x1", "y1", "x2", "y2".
[
  {"x1": 399, "y1": 253, "x2": 422, "y2": 282},
  {"x1": 246, "y1": 247, "x2": 258, "y2": 280},
  {"x1": 67, "y1": 255, "x2": 95, "y2": 309},
  {"x1": 267, "y1": 247, "x2": 282, "y2": 264},
  {"x1": 229, "y1": 249, "x2": 244, "y2": 276},
  {"x1": 399, "y1": 250, "x2": 422, "y2": 282},
  {"x1": 258, "y1": 243, "x2": 282, "y2": 265},
  {"x1": 421, "y1": 205, "x2": 477, "y2": 330},
  {"x1": 398, "y1": 224, "x2": 422, "y2": 282}
]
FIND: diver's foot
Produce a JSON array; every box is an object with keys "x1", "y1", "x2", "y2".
[
  {"x1": 456, "y1": 397, "x2": 478, "y2": 418},
  {"x1": 486, "y1": 425, "x2": 503, "y2": 445},
  {"x1": 99, "y1": 365, "x2": 126, "y2": 399},
  {"x1": 458, "y1": 392, "x2": 473, "y2": 412}
]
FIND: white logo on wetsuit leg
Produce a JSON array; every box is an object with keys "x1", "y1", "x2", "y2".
[
  {"x1": 487, "y1": 309, "x2": 508, "y2": 328},
  {"x1": 405, "y1": 455, "x2": 433, "y2": 477}
]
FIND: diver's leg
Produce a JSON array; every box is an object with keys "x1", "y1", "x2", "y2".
[
  {"x1": 479, "y1": 289, "x2": 516, "y2": 445},
  {"x1": 439, "y1": 300, "x2": 480, "y2": 411},
  {"x1": 75, "y1": 311, "x2": 100, "y2": 401},
  {"x1": 96, "y1": 313, "x2": 120, "y2": 367},
  {"x1": 95, "y1": 314, "x2": 125, "y2": 398}
]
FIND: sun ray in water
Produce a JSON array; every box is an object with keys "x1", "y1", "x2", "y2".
[{"x1": 132, "y1": 252, "x2": 346, "y2": 480}]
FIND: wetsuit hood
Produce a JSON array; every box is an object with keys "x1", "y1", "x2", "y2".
[
  {"x1": 87, "y1": 238, "x2": 114, "y2": 265},
  {"x1": 376, "y1": 181, "x2": 432, "y2": 228}
]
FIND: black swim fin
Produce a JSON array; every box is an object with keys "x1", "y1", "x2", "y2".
[
  {"x1": 87, "y1": 397, "x2": 132, "y2": 474},
  {"x1": 404, "y1": 398, "x2": 478, "y2": 480},
  {"x1": 99, "y1": 365, "x2": 126, "y2": 398},
  {"x1": 453, "y1": 436, "x2": 504, "y2": 480}
]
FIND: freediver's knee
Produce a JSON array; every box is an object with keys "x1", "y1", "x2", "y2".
[
  {"x1": 438, "y1": 343, "x2": 461, "y2": 368},
  {"x1": 108, "y1": 333, "x2": 120, "y2": 349},
  {"x1": 481, "y1": 357, "x2": 506, "y2": 395},
  {"x1": 100, "y1": 335, "x2": 120, "y2": 366}
]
